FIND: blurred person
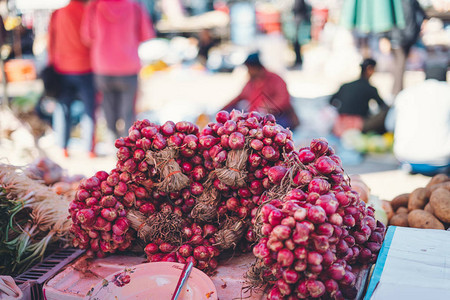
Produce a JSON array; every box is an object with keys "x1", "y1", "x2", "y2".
[
  {"x1": 392, "y1": 55, "x2": 450, "y2": 175},
  {"x1": 292, "y1": 0, "x2": 308, "y2": 67},
  {"x1": 8, "y1": 23, "x2": 34, "y2": 59},
  {"x1": 310, "y1": 4, "x2": 328, "y2": 41},
  {"x1": 222, "y1": 53, "x2": 300, "y2": 130},
  {"x1": 197, "y1": 29, "x2": 217, "y2": 66},
  {"x1": 389, "y1": 0, "x2": 426, "y2": 96},
  {"x1": 0, "y1": 15, "x2": 7, "y2": 106},
  {"x1": 48, "y1": 0, "x2": 96, "y2": 158},
  {"x1": 0, "y1": 16, "x2": 6, "y2": 48},
  {"x1": 329, "y1": 58, "x2": 389, "y2": 136},
  {"x1": 81, "y1": 0, "x2": 154, "y2": 140}
]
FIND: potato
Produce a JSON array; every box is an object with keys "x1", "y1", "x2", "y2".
[
  {"x1": 424, "y1": 203, "x2": 434, "y2": 215},
  {"x1": 429, "y1": 188, "x2": 450, "y2": 223},
  {"x1": 426, "y1": 174, "x2": 449, "y2": 189},
  {"x1": 407, "y1": 210, "x2": 444, "y2": 230},
  {"x1": 408, "y1": 188, "x2": 429, "y2": 211},
  {"x1": 389, "y1": 213, "x2": 409, "y2": 227},
  {"x1": 428, "y1": 181, "x2": 450, "y2": 193},
  {"x1": 381, "y1": 200, "x2": 394, "y2": 221},
  {"x1": 391, "y1": 193, "x2": 410, "y2": 211},
  {"x1": 396, "y1": 207, "x2": 409, "y2": 215},
  {"x1": 349, "y1": 175, "x2": 370, "y2": 203}
]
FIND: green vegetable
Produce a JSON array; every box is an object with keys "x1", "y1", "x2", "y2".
[{"x1": 0, "y1": 164, "x2": 71, "y2": 275}]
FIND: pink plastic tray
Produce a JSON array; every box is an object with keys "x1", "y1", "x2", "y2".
[
  {"x1": 43, "y1": 253, "x2": 264, "y2": 300},
  {"x1": 43, "y1": 253, "x2": 368, "y2": 300}
]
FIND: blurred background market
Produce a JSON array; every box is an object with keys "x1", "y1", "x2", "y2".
[{"x1": 0, "y1": 0, "x2": 449, "y2": 199}]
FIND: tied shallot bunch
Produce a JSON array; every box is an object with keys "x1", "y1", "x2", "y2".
[
  {"x1": 69, "y1": 170, "x2": 132, "y2": 258},
  {"x1": 115, "y1": 119, "x2": 199, "y2": 194},
  {"x1": 190, "y1": 110, "x2": 295, "y2": 243},
  {"x1": 139, "y1": 111, "x2": 297, "y2": 271},
  {"x1": 249, "y1": 138, "x2": 386, "y2": 300},
  {"x1": 200, "y1": 110, "x2": 295, "y2": 180},
  {"x1": 69, "y1": 113, "x2": 298, "y2": 274},
  {"x1": 115, "y1": 119, "x2": 202, "y2": 219},
  {"x1": 144, "y1": 222, "x2": 220, "y2": 273}
]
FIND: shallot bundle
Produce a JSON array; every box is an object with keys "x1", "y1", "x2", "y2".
[
  {"x1": 69, "y1": 112, "x2": 298, "y2": 274},
  {"x1": 191, "y1": 110, "x2": 295, "y2": 247},
  {"x1": 248, "y1": 138, "x2": 386, "y2": 299},
  {"x1": 137, "y1": 111, "x2": 297, "y2": 271},
  {"x1": 69, "y1": 170, "x2": 132, "y2": 258},
  {"x1": 115, "y1": 119, "x2": 199, "y2": 194},
  {"x1": 143, "y1": 221, "x2": 221, "y2": 273}
]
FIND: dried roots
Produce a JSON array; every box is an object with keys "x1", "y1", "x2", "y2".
[
  {"x1": 214, "y1": 216, "x2": 247, "y2": 250},
  {"x1": 146, "y1": 147, "x2": 190, "y2": 193},
  {"x1": 127, "y1": 209, "x2": 183, "y2": 244}
]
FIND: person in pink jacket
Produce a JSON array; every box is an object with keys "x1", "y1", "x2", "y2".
[{"x1": 81, "y1": 0, "x2": 154, "y2": 139}]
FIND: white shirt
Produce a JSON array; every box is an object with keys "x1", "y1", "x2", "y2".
[{"x1": 393, "y1": 79, "x2": 450, "y2": 165}]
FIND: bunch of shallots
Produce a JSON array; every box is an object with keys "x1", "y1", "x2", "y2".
[
  {"x1": 248, "y1": 138, "x2": 385, "y2": 299},
  {"x1": 69, "y1": 170, "x2": 132, "y2": 258},
  {"x1": 69, "y1": 112, "x2": 295, "y2": 273}
]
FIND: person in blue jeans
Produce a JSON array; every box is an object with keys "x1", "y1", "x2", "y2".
[
  {"x1": 48, "y1": 0, "x2": 96, "y2": 157},
  {"x1": 52, "y1": 74, "x2": 96, "y2": 157}
]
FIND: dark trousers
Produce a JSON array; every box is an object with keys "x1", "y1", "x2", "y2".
[
  {"x1": 293, "y1": 16, "x2": 303, "y2": 65},
  {"x1": 95, "y1": 74, "x2": 138, "y2": 139},
  {"x1": 362, "y1": 109, "x2": 389, "y2": 134},
  {"x1": 392, "y1": 46, "x2": 411, "y2": 97},
  {"x1": 53, "y1": 73, "x2": 96, "y2": 151}
]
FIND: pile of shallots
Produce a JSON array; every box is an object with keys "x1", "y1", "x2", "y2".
[
  {"x1": 69, "y1": 110, "x2": 295, "y2": 273},
  {"x1": 248, "y1": 138, "x2": 386, "y2": 299}
]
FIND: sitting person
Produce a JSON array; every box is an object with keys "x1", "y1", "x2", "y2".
[
  {"x1": 392, "y1": 59, "x2": 450, "y2": 175},
  {"x1": 222, "y1": 53, "x2": 300, "y2": 130},
  {"x1": 330, "y1": 58, "x2": 389, "y2": 136}
]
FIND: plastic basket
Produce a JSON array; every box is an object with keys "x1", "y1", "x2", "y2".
[{"x1": 14, "y1": 248, "x2": 85, "y2": 300}]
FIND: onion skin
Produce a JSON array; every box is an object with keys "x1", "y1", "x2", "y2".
[
  {"x1": 76, "y1": 209, "x2": 96, "y2": 226},
  {"x1": 268, "y1": 209, "x2": 284, "y2": 226},
  {"x1": 276, "y1": 279, "x2": 292, "y2": 296},
  {"x1": 306, "y1": 280, "x2": 326, "y2": 298},
  {"x1": 310, "y1": 138, "x2": 329, "y2": 156},
  {"x1": 267, "y1": 238, "x2": 284, "y2": 252},
  {"x1": 253, "y1": 243, "x2": 271, "y2": 259},
  {"x1": 268, "y1": 166, "x2": 288, "y2": 185},
  {"x1": 277, "y1": 249, "x2": 295, "y2": 267},
  {"x1": 178, "y1": 244, "x2": 193, "y2": 257},
  {"x1": 285, "y1": 189, "x2": 307, "y2": 202},
  {"x1": 101, "y1": 208, "x2": 117, "y2": 222},
  {"x1": 314, "y1": 156, "x2": 337, "y2": 174},
  {"x1": 307, "y1": 251, "x2": 323, "y2": 265},
  {"x1": 307, "y1": 206, "x2": 327, "y2": 224},
  {"x1": 216, "y1": 110, "x2": 230, "y2": 123},
  {"x1": 250, "y1": 139, "x2": 264, "y2": 151},
  {"x1": 193, "y1": 246, "x2": 209, "y2": 260},
  {"x1": 107, "y1": 173, "x2": 119, "y2": 187},
  {"x1": 272, "y1": 225, "x2": 292, "y2": 240},
  {"x1": 298, "y1": 149, "x2": 315, "y2": 164},
  {"x1": 161, "y1": 121, "x2": 176, "y2": 136},
  {"x1": 199, "y1": 135, "x2": 219, "y2": 148},
  {"x1": 308, "y1": 178, "x2": 331, "y2": 195},
  {"x1": 282, "y1": 269, "x2": 299, "y2": 285}
]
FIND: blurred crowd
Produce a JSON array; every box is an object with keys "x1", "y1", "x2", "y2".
[{"x1": 0, "y1": 0, "x2": 448, "y2": 175}]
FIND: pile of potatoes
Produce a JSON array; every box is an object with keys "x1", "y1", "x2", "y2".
[{"x1": 383, "y1": 174, "x2": 450, "y2": 230}]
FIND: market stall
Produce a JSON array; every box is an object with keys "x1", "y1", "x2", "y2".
[{"x1": 1, "y1": 110, "x2": 449, "y2": 300}]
